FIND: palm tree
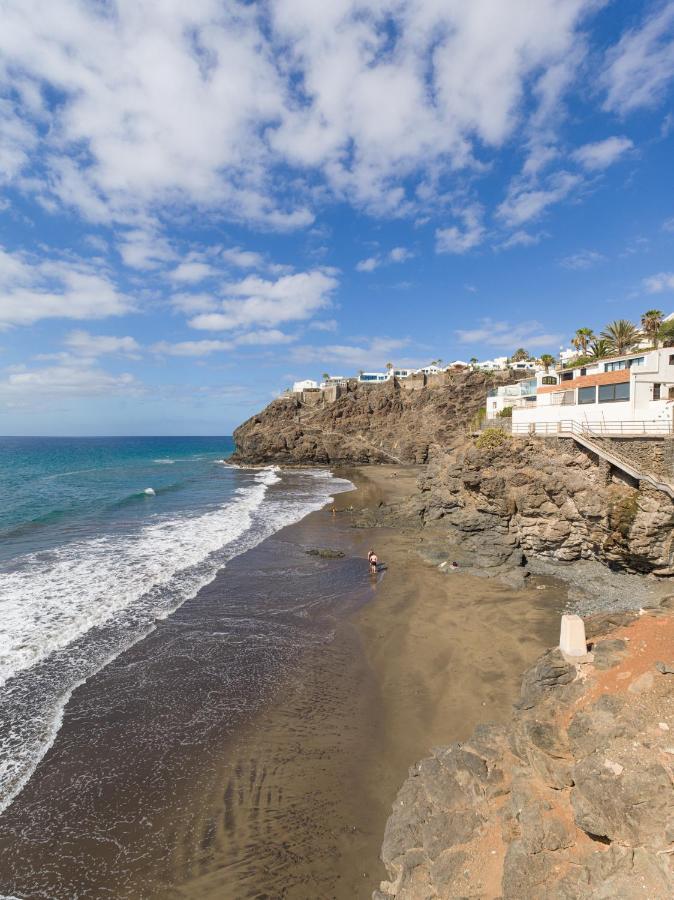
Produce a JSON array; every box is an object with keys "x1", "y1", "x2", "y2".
[
  {"x1": 540, "y1": 353, "x2": 555, "y2": 372},
  {"x1": 386, "y1": 361, "x2": 393, "y2": 371},
  {"x1": 572, "y1": 327, "x2": 594, "y2": 356},
  {"x1": 322, "y1": 372, "x2": 330, "y2": 382},
  {"x1": 588, "y1": 337, "x2": 612, "y2": 360},
  {"x1": 511, "y1": 347, "x2": 529, "y2": 362},
  {"x1": 659, "y1": 319, "x2": 674, "y2": 347},
  {"x1": 469, "y1": 356, "x2": 479, "y2": 367},
  {"x1": 641, "y1": 309, "x2": 664, "y2": 348},
  {"x1": 600, "y1": 319, "x2": 640, "y2": 355}
]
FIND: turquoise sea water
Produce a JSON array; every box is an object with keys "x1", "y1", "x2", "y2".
[{"x1": 0, "y1": 436, "x2": 349, "y2": 817}]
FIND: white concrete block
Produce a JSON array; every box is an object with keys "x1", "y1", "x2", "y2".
[{"x1": 559, "y1": 614, "x2": 587, "y2": 657}]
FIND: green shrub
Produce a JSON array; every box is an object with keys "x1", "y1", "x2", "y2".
[
  {"x1": 498, "y1": 405, "x2": 513, "y2": 418},
  {"x1": 476, "y1": 427, "x2": 508, "y2": 450}
]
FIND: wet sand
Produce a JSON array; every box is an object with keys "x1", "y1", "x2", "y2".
[{"x1": 0, "y1": 465, "x2": 566, "y2": 899}]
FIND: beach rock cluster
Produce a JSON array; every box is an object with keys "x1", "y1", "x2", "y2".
[
  {"x1": 231, "y1": 372, "x2": 514, "y2": 466},
  {"x1": 413, "y1": 435, "x2": 674, "y2": 577},
  {"x1": 375, "y1": 607, "x2": 674, "y2": 899}
]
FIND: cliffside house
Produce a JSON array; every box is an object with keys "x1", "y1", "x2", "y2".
[
  {"x1": 358, "y1": 371, "x2": 390, "y2": 383},
  {"x1": 320, "y1": 375, "x2": 347, "y2": 388},
  {"x1": 510, "y1": 347, "x2": 674, "y2": 434},
  {"x1": 415, "y1": 364, "x2": 443, "y2": 376},
  {"x1": 292, "y1": 379, "x2": 319, "y2": 393},
  {"x1": 487, "y1": 376, "x2": 543, "y2": 417}
]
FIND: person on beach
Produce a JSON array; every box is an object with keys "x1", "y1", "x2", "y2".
[{"x1": 368, "y1": 549, "x2": 378, "y2": 573}]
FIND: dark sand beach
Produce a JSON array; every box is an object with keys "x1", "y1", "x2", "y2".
[{"x1": 0, "y1": 466, "x2": 566, "y2": 899}]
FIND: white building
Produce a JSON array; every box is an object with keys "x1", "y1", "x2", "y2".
[
  {"x1": 292, "y1": 379, "x2": 319, "y2": 393},
  {"x1": 511, "y1": 347, "x2": 674, "y2": 434},
  {"x1": 358, "y1": 371, "x2": 390, "y2": 383},
  {"x1": 475, "y1": 356, "x2": 508, "y2": 371},
  {"x1": 320, "y1": 375, "x2": 347, "y2": 388},
  {"x1": 415, "y1": 364, "x2": 443, "y2": 376},
  {"x1": 486, "y1": 371, "x2": 558, "y2": 416},
  {"x1": 392, "y1": 368, "x2": 412, "y2": 378}
]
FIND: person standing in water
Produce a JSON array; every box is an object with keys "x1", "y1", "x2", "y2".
[{"x1": 368, "y1": 549, "x2": 378, "y2": 574}]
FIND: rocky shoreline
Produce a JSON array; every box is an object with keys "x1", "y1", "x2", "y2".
[
  {"x1": 231, "y1": 372, "x2": 674, "y2": 898},
  {"x1": 374, "y1": 604, "x2": 674, "y2": 899}
]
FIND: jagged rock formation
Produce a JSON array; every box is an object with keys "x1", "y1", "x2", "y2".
[
  {"x1": 410, "y1": 435, "x2": 674, "y2": 576},
  {"x1": 231, "y1": 372, "x2": 514, "y2": 466},
  {"x1": 375, "y1": 606, "x2": 674, "y2": 899}
]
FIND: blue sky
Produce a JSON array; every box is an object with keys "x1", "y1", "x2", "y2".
[{"x1": 1, "y1": 0, "x2": 674, "y2": 435}]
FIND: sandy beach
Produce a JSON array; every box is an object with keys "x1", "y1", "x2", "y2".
[
  {"x1": 165, "y1": 465, "x2": 567, "y2": 898},
  {"x1": 0, "y1": 465, "x2": 566, "y2": 900}
]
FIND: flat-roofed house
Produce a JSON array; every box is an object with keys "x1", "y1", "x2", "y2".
[
  {"x1": 358, "y1": 371, "x2": 389, "y2": 383},
  {"x1": 292, "y1": 379, "x2": 319, "y2": 393},
  {"x1": 511, "y1": 348, "x2": 674, "y2": 434}
]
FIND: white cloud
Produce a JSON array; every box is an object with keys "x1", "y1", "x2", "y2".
[
  {"x1": 221, "y1": 247, "x2": 266, "y2": 269},
  {"x1": 663, "y1": 217, "x2": 674, "y2": 233},
  {"x1": 389, "y1": 246, "x2": 413, "y2": 263},
  {"x1": 308, "y1": 319, "x2": 338, "y2": 332},
  {"x1": 152, "y1": 329, "x2": 296, "y2": 356},
  {"x1": 0, "y1": 246, "x2": 133, "y2": 328},
  {"x1": 499, "y1": 230, "x2": 546, "y2": 250},
  {"x1": 291, "y1": 337, "x2": 409, "y2": 369},
  {"x1": 455, "y1": 317, "x2": 562, "y2": 350},
  {"x1": 189, "y1": 269, "x2": 338, "y2": 331},
  {"x1": 356, "y1": 256, "x2": 380, "y2": 273},
  {"x1": 559, "y1": 249, "x2": 605, "y2": 270},
  {"x1": 603, "y1": 3, "x2": 674, "y2": 113},
  {"x1": 0, "y1": 0, "x2": 596, "y2": 223},
  {"x1": 64, "y1": 330, "x2": 141, "y2": 358},
  {"x1": 436, "y1": 204, "x2": 485, "y2": 254},
  {"x1": 572, "y1": 136, "x2": 633, "y2": 171},
  {"x1": 0, "y1": 362, "x2": 138, "y2": 397},
  {"x1": 644, "y1": 272, "x2": 674, "y2": 293},
  {"x1": 170, "y1": 292, "x2": 218, "y2": 314},
  {"x1": 117, "y1": 229, "x2": 176, "y2": 270},
  {"x1": 169, "y1": 259, "x2": 217, "y2": 283},
  {"x1": 497, "y1": 171, "x2": 581, "y2": 227}
]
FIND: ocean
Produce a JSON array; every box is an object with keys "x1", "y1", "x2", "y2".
[{"x1": 0, "y1": 436, "x2": 351, "y2": 828}]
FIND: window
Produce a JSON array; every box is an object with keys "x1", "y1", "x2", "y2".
[
  {"x1": 654, "y1": 383, "x2": 661, "y2": 401},
  {"x1": 580, "y1": 367, "x2": 587, "y2": 376},
  {"x1": 542, "y1": 376, "x2": 556, "y2": 385},
  {"x1": 560, "y1": 371, "x2": 573, "y2": 382},
  {"x1": 604, "y1": 357, "x2": 644, "y2": 372},
  {"x1": 669, "y1": 355, "x2": 674, "y2": 366},
  {"x1": 598, "y1": 382, "x2": 630, "y2": 403},
  {"x1": 578, "y1": 386, "x2": 596, "y2": 404}
]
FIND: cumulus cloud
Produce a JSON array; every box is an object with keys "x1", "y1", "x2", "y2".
[
  {"x1": 0, "y1": 246, "x2": 132, "y2": 328},
  {"x1": 499, "y1": 230, "x2": 546, "y2": 250},
  {"x1": 0, "y1": 362, "x2": 138, "y2": 397},
  {"x1": 169, "y1": 259, "x2": 217, "y2": 283},
  {"x1": 455, "y1": 318, "x2": 562, "y2": 350},
  {"x1": 644, "y1": 272, "x2": 674, "y2": 293},
  {"x1": 189, "y1": 269, "x2": 338, "y2": 331},
  {"x1": 602, "y1": 2, "x2": 674, "y2": 113},
  {"x1": 221, "y1": 247, "x2": 266, "y2": 269},
  {"x1": 356, "y1": 246, "x2": 413, "y2": 271},
  {"x1": 152, "y1": 329, "x2": 296, "y2": 356},
  {"x1": 436, "y1": 204, "x2": 485, "y2": 254},
  {"x1": 0, "y1": 0, "x2": 597, "y2": 224},
  {"x1": 497, "y1": 171, "x2": 581, "y2": 227},
  {"x1": 64, "y1": 330, "x2": 142, "y2": 358},
  {"x1": 116, "y1": 228, "x2": 176, "y2": 270},
  {"x1": 572, "y1": 136, "x2": 633, "y2": 170}
]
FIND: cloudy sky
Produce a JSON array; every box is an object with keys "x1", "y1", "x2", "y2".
[{"x1": 1, "y1": 0, "x2": 674, "y2": 434}]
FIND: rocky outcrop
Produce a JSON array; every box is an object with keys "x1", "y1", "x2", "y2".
[
  {"x1": 410, "y1": 435, "x2": 674, "y2": 576},
  {"x1": 376, "y1": 607, "x2": 674, "y2": 899},
  {"x1": 231, "y1": 372, "x2": 515, "y2": 466}
]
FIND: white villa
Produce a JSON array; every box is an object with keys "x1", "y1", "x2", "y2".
[
  {"x1": 292, "y1": 379, "x2": 319, "y2": 393},
  {"x1": 320, "y1": 375, "x2": 347, "y2": 388},
  {"x1": 509, "y1": 347, "x2": 674, "y2": 434},
  {"x1": 476, "y1": 356, "x2": 509, "y2": 371}
]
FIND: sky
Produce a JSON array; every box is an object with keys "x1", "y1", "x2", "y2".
[{"x1": 1, "y1": 0, "x2": 674, "y2": 435}]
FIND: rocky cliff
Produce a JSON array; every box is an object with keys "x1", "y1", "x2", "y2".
[
  {"x1": 231, "y1": 372, "x2": 513, "y2": 466},
  {"x1": 375, "y1": 605, "x2": 674, "y2": 900},
  {"x1": 409, "y1": 433, "x2": 674, "y2": 578}
]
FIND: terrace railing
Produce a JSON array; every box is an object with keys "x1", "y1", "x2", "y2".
[{"x1": 511, "y1": 419, "x2": 673, "y2": 437}]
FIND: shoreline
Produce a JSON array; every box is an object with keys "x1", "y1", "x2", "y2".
[{"x1": 2, "y1": 460, "x2": 646, "y2": 898}]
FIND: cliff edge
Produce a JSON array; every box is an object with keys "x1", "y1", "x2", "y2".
[
  {"x1": 375, "y1": 604, "x2": 674, "y2": 900},
  {"x1": 231, "y1": 371, "x2": 512, "y2": 466}
]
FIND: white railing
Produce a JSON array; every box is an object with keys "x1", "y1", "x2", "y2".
[{"x1": 512, "y1": 419, "x2": 673, "y2": 437}]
